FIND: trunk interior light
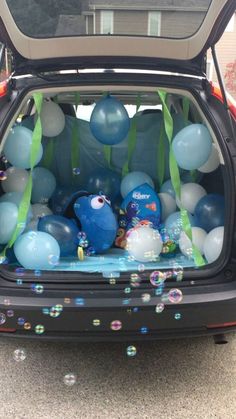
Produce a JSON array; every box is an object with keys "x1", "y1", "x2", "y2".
[
  {"x1": 207, "y1": 321, "x2": 236, "y2": 329},
  {"x1": 211, "y1": 82, "x2": 236, "y2": 120},
  {"x1": 0, "y1": 80, "x2": 8, "y2": 98}
]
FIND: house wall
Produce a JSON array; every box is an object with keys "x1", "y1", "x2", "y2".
[{"x1": 209, "y1": 12, "x2": 236, "y2": 99}]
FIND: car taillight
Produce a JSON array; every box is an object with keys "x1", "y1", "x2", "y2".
[
  {"x1": 0, "y1": 80, "x2": 8, "y2": 98},
  {"x1": 207, "y1": 321, "x2": 236, "y2": 329},
  {"x1": 211, "y1": 82, "x2": 236, "y2": 120},
  {"x1": 0, "y1": 327, "x2": 16, "y2": 332}
]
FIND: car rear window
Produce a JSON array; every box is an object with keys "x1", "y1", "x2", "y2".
[{"x1": 6, "y1": 0, "x2": 212, "y2": 39}]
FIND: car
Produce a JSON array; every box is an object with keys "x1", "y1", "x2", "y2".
[{"x1": 0, "y1": 0, "x2": 235, "y2": 343}]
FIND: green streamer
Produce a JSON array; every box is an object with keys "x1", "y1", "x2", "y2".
[
  {"x1": 122, "y1": 95, "x2": 141, "y2": 177},
  {"x1": 3, "y1": 92, "x2": 43, "y2": 253},
  {"x1": 103, "y1": 145, "x2": 112, "y2": 168},
  {"x1": 157, "y1": 90, "x2": 205, "y2": 267},
  {"x1": 156, "y1": 121, "x2": 166, "y2": 188},
  {"x1": 182, "y1": 97, "x2": 190, "y2": 124}
]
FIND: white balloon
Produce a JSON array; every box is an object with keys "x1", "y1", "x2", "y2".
[
  {"x1": 126, "y1": 226, "x2": 163, "y2": 262},
  {"x1": 179, "y1": 227, "x2": 207, "y2": 258},
  {"x1": 203, "y1": 226, "x2": 224, "y2": 263},
  {"x1": 2, "y1": 167, "x2": 29, "y2": 193},
  {"x1": 159, "y1": 192, "x2": 176, "y2": 221},
  {"x1": 24, "y1": 219, "x2": 38, "y2": 233},
  {"x1": 32, "y1": 204, "x2": 53, "y2": 219},
  {"x1": 39, "y1": 100, "x2": 65, "y2": 137},
  {"x1": 176, "y1": 183, "x2": 207, "y2": 214},
  {"x1": 198, "y1": 144, "x2": 220, "y2": 173}
]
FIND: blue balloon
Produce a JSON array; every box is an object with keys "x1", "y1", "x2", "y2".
[
  {"x1": 38, "y1": 215, "x2": 79, "y2": 257},
  {"x1": 32, "y1": 167, "x2": 56, "y2": 204},
  {"x1": 0, "y1": 202, "x2": 18, "y2": 244},
  {"x1": 160, "y1": 179, "x2": 183, "y2": 198},
  {"x1": 120, "y1": 171, "x2": 154, "y2": 198},
  {"x1": 86, "y1": 167, "x2": 121, "y2": 202},
  {"x1": 164, "y1": 211, "x2": 195, "y2": 242},
  {"x1": 50, "y1": 185, "x2": 78, "y2": 215},
  {"x1": 90, "y1": 95, "x2": 130, "y2": 145},
  {"x1": 4, "y1": 126, "x2": 43, "y2": 169},
  {"x1": 194, "y1": 194, "x2": 225, "y2": 233},
  {"x1": 160, "y1": 180, "x2": 175, "y2": 198},
  {"x1": 0, "y1": 192, "x2": 33, "y2": 222},
  {"x1": 14, "y1": 231, "x2": 60, "y2": 270},
  {"x1": 172, "y1": 124, "x2": 212, "y2": 170}
]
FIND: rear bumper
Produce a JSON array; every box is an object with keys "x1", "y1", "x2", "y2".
[{"x1": 0, "y1": 284, "x2": 236, "y2": 341}]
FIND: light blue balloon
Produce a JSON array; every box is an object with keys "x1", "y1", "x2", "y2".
[
  {"x1": 0, "y1": 192, "x2": 33, "y2": 222},
  {"x1": 14, "y1": 231, "x2": 60, "y2": 270},
  {"x1": 4, "y1": 126, "x2": 43, "y2": 169},
  {"x1": 160, "y1": 179, "x2": 183, "y2": 198},
  {"x1": 90, "y1": 95, "x2": 130, "y2": 145},
  {"x1": 0, "y1": 202, "x2": 18, "y2": 244},
  {"x1": 164, "y1": 210, "x2": 196, "y2": 242},
  {"x1": 120, "y1": 171, "x2": 154, "y2": 198},
  {"x1": 32, "y1": 167, "x2": 56, "y2": 204},
  {"x1": 172, "y1": 124, "x2": 212, "y2": 170}
]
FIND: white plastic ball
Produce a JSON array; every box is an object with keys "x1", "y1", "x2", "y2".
[
  {"x1": 179, "y1": 227, "x2": 207, "y2": 258},
  {"x1": 2, "y1": 167, "x2": 29, "y2": 193},
  {"x1": 159, "y1": 192, "x2": 176, "y2": 221},
  {"x1": 176, "y1": 183, "x2": 207, "y2": 214},
  {"x1": 120, "y1": 171, "x2": 154, "y2": 198},
  {"x1": 39, "y1": 100, "x2": 65, "y2": 137},
  {"x1": 126, "y1": 226, "x2": 163, "y2": 262},
  {"x1": 32, "y1": 204, "x2": 52, "y2": 219},
  {"x1": 203, "y1": 226, "x2": 224, "y2": 263},
  {"x1": 198, "y1": 144, "x2": 220, "y2": 173}
]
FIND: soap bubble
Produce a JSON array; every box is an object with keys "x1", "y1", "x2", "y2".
[
  {"x1": 155, "y1": 303, "x2": 165, "y2": 313},
  {"x1": 150, "y1": 271, "x2": 166, "y2": 287},
  {"x1": 168, "y1": 289, "x2": 183, "y2": 304},
  {"x1": 48, "y1": 254, "x2": 59, "y2": 266},
  {"x1": 0, "y1": 313, "x2": 6, "y2": 325},
  {"x1": 110, "y1": 320, "x2": 122, "y2": 331},
  {"x1": 130, "y1": 273, "x2": 141, "y2": 288},
  {"x1": 13, "y1": 348, "x2": 26, "y2": 362},
  {"x1": 35, "y1": 324, "x2": 45, "y2": 334},
  {"x1": 63, "y1": 373, "x2": 77, "y2": 387},
  {"x1": 31, "y1": 283, "x2": 44, "y2": 294},
  {"x1": 141, "y1": 293, "x2": 151, "y2": 303},
  {"x1": 50, "y1": 305, "x2": 63, "y2": 318},
  {"x1": 175, "y1": 313, "x2": 182, "y2": 320},
  {"x1": 72, "y1": 168, "x2": 81, "y2": 176},
  {"x1": 126, "y1": 346, "x2": 137, "y2": 357},
  {"x1": 17, "y1": 317, "x2": 25, "y2": 326}
]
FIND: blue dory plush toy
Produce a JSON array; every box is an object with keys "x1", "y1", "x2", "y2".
[{"x1": 64, "y1": 192, "x2": 118, "y2": 254}]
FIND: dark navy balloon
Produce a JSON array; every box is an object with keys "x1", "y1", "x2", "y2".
[
  {"x1": 90, "y1": 95, "x2": 130, "y2": 145},
  {"x1": 74, "y1": 194, "x2": 118, "y2": 253},
  {"x1": 86, "y1": 168, "x2": 121, "y2": 202},
  {"x1": 194, "y1": 194, "x2": 225, "y2": 233},
  {"x1": 50, "y1": 186, "x2": 77, "y2": 215},
  {"x1": 38, "y1": 215, "x2": 79, "y2": 256}
]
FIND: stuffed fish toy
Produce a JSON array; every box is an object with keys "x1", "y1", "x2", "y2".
[{"x1": 64, "y1": 192, "x2": 118, "y2": 254}]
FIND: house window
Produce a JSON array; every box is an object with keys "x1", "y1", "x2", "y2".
[
  {"x1": 148, "y1": 11, "x2": 161, "y2": 36},
  {"x1": 206, "y1": 58, "x2": 214, "y2": 80},
  {"x1": 225, "y1": 14, "x2": 235, "y2": 32},
  {"x1": 100, "y1": 11, "x2": 114, "y2": 34}
]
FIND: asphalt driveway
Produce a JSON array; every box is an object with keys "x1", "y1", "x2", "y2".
[{"x1": 0, "y1": 334, "x2": 235, "y2": 419}]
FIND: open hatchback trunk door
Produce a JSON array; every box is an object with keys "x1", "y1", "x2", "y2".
[{"x1": 0, "y1": 0, "x2": 235, "y2": 76}]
